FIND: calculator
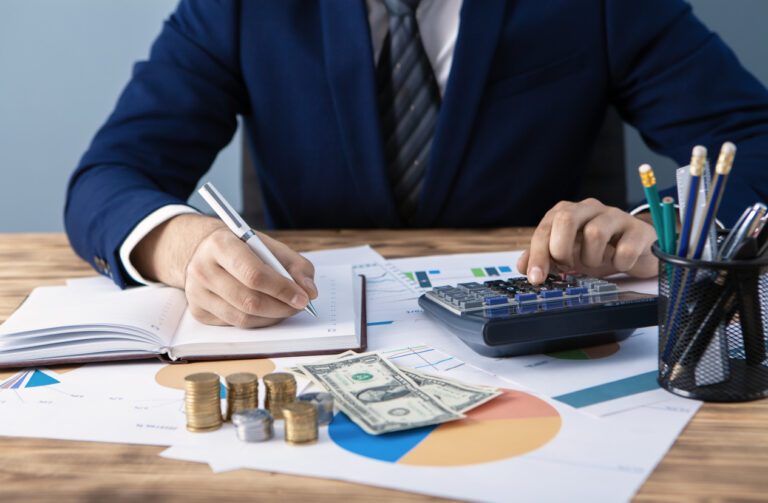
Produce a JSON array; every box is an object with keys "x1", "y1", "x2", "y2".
[{"x1": 418, "y1": 273, "x2": 658, "y2": 357}]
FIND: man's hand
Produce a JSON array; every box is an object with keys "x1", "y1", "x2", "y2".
[
  {"x1": 517, "y1": 198, "x2": 658, "y2": 284},
  {"x1": 131, "y1": 214, "x2": 317, "y2": 328}
]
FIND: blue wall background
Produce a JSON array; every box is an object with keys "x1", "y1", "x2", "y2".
[{"x1": 0, "y1": 0, "x2": 766, "y2": 232}]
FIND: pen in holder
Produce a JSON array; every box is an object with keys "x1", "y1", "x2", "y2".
[{"x1": 653, "y1": 239, "x2": 768, "y2": 401}]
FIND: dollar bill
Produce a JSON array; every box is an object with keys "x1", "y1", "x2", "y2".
[
  {"x1": 324, "y1": 351, "x2": 500, "y2": 413},
  {"x1": 285, "y1": 350, "x2": 357, "y2": 376},
  {"x1": 298, "y1": 353, "x2": 463, "y2": 435},
  {"x1": 291, "y1": 350, "x2": 501, "y2": 414},
  {"x1": 397, "y1": 367, "x2": 501, "y2": 413}
]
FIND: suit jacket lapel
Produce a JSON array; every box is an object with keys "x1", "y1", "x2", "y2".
[
  {"x1": 415, "y1": 0, "x2": 507, "y2": 227},
  {"x1": 320, "y1": 0, "x2": 400, "y2": 227}
]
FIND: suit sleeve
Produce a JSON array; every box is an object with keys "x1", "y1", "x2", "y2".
[
  {"x1": 606, "y1": 0, "x2": 768, "y2": 226},
  {"x1": 64, "y1": 0, "x2": 247, "y2": 287}
]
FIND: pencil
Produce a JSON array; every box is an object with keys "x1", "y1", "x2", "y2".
[
  {"x1": 662, "y1": 143, "x2": 736, "y2": 367},
  {"x1": 690, "y1": 142, "x2": 736, "y2": 259},
  {"x1": 661, "y1": 197, "x2": 677, "y2": 255},
  {"x1": 638, "y1": 164, "x2": 666, "y2": 252},
  {"x1": 677, "y1": 146, "x2": 707, "y2": 257},
  {"x1": 661, "y1": 146, "x2": 706, "y2": 363}
]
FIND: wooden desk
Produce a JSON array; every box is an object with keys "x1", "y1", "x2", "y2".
[{"x1": 2, "y1": 231, "x2": 768, "y2": 502}]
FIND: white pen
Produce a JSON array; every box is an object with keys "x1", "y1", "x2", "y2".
[{"x1": 198, "y1": 182, "x2": 318, "y2": 318}]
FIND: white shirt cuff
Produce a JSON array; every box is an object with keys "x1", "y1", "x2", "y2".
[{"x1": 119, "y1": 204, "x2": 200, "y2": 285}]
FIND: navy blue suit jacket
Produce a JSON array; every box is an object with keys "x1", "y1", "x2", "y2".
[{"x1": 66, "y1": 0, "x2": 768, "y2": 286}]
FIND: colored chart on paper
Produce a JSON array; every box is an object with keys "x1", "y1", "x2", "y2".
[
  {"x1": 545, "y1": 342, "x2": 620, "y2": 360},
  {"x1": 155, "y1": 359, "x2": 276, "y2": 398},
  {"x1": 329, "y1": 389, "x2": 561, "y2": 466},
  {"x1": 0, "y1": 366, "x2": 80, "y2": 390},
  {"x1": 381, "y1": 345, "x2": 465, "y2": 373},
  {"x1": 403, "y1": 265, "x2": 514, "y2": 288}
]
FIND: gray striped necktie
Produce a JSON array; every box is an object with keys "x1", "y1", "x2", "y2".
[{"x1": 376, "y1": 0, "x2": 441, "y2": 224}]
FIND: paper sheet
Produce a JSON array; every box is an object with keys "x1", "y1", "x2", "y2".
[
  {"x1": 0, "y1": 246, "x2": 702, "y2": 503},
  {"x1": 157, "y1": 346, "x2": 700, "y2": 503}
]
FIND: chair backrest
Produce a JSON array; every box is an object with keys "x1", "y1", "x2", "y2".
[
  {"x1": 580, "y1": 106, "x2": 627, "y2": 209},
  {"x1": 240, "y1": 107, "x2": 626, "y2": 228},
  {"x1": 241, "y1": 133, "x2": 267, "y2": 229}
]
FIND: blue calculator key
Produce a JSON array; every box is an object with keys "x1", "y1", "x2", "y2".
[
  {"x1": 515, "y1": 292, "x2": 538, "y2": 302},
  {"x1": 540, "y1": 290, "x2": 563, "y2": 299},
  {"x1": 485, "y1": 296, "x2": 508, "y2": 306},
  {"x1": 542, "y1": 299, "x2": 565, "y2": 310},
  {"x1": 565, "y1": 286, "x2": 588, "y2": 295}
]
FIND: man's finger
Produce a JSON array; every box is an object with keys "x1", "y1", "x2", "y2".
[
  {"x1": 210, "y1": 234, "x2": 310, "y2": 310},
  {"x1": 548, "y1": 201, "x2": 606, "y2": 267},
  {"x1": 579, "y1": 211, "x2": 624, "y2": 269},
  {"x1": 517, "y1": 249, "x2": 531, "y2": 276},
  {"x1": 190, "y1": 287, "x2": 285, "y2": 329},
  {"x1": 202, "y1": 263, "x2": 301, "y2": 319},
  {"x1": 259, "y1": 232, "x2": 318, "y2": 299},
  {"x1": 526, "y1": 216, "x2": 555, "y2": 284}
]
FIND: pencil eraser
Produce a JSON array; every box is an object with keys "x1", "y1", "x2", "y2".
[{"x1": 721, "y1": 142, "x2": 736, "y2": 155}]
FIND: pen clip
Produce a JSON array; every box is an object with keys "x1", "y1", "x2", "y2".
[{"x1": 198, "y1": 182, "x2": 250, "y2": 237}]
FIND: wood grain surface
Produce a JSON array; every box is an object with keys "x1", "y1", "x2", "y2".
[{"x1": 1, "y1": 232, "x2": 768, "y2": 503}]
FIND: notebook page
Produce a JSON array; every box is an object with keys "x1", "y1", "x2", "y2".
[
  {"x1": 169, "y1": 265, "x2": 356, "y2": 357},
  {"x1": 0, "y1": 285, "x2": 187, "y2": 349}
]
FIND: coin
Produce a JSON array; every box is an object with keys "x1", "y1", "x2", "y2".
[
  {"x1": 263, "y1": 372, "x2": 297, "y2": 419},
  {"x1": 232, "y1": 408, "x2": 274, "y2": 442},
  {"x1": 225, "y1": 372, "x2": 259, "y2": 420},
  {"x1": 297, "y1": 392, "x2": 335, "y2": 425},
  {"x1": 282, "y1": 401, "x2": 318, "y2": 445},
  {"x1": 184, "y1": 372, "x2": 222, "y2": 432}
]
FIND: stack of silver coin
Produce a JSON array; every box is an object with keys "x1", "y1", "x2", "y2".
[
  {"x1": 298, "y1": 392, "x2": 335, "y2": 425},
  {"x1": 231, "y1": 408, "x2": 274, "y2": 442}
]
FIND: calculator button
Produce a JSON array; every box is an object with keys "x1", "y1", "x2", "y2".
[
  {"x1": 540, "y1": 290, "x2": 563, "y2": 299},
  {"x1": 565, "y1": 286, "x2": 588, "y2": 295},
  {"x1": 485, "y1": 296, "x2": 508, "y2": 306},
  {"x1": 542, "y1": 299, "x2": 565, "y2": 310},
  {"x1": 515, "y1": 292, "x2": 538, "y2": 302}
]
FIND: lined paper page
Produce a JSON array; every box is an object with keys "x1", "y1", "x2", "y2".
[{"x1": 169, "y1": 265, "x2": 357, "y2": 358}]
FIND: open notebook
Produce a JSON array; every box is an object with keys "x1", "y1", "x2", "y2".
[{"x1": 0, "y1": 265, "x2": 366, "y2": 368}]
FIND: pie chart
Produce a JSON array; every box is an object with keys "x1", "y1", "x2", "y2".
[
  {"x1": 0, "y1": 365, "x2": 81, "y2": 389},
  {"x1": 545, "y1": 342, "x2": 620, "y2": 360},
  {"x1": 329, "y1": 389, "x2": 561, "y2": 466},
  {"x1": 155, "y1": 359, "x2": 276, "y2": 398}
]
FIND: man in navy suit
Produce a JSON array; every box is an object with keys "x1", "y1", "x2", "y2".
[{"x1": 65, "y1": 0, "x2": 768, "y2": 328}]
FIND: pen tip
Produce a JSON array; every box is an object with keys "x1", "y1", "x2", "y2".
[{"x1": 306, "y1": 303, "x2": 319, "y2": 318}]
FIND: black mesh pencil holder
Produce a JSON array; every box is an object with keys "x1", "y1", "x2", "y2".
[{"x1": 652, "y1": 241, "x2": 768, "y2": 401}]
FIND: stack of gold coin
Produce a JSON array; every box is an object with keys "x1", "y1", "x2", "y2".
[
  {"x1": 263, "y1": 372, "x2": 297, "y2": 419},
  {"x1": 184, "y1": 372, "x2": 222, "y2": 432},
  {"x1": 282, "y1": 401, "x2": 318, "y2": 445},
  {"x1": 225, "y1": 372, "x2": 259, "y2": 420}
]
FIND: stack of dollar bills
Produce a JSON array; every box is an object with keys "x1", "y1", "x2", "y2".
[{"x1": 292, "y1": 352, "x2": 501, "y2": 435}]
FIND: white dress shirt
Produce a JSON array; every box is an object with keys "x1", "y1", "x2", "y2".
[{"x1": 120, "y1": 0, "x2": 463, "y2": 284}]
